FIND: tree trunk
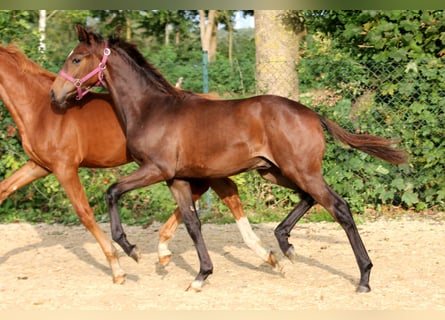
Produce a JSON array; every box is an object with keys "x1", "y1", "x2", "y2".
[
  {"x1": 199, "y1": 10, "x2": 218, "y2": 62},
  {"x1": 209, "y1": 21, "x2": 218, "y2": 62},
  {"x1": 38, "y1": 10, "x2": 46, "y2": 54},
  {"x1": 255, "y1": 10, "x2": 304, "y2": 101},
  {"x1": 165, "y1": 23, "x2": 170, "y2": 46},
  {"x1": 126, "y1": 15, "x2": 132, "y2": 41},
  {"x1": 175, "y1": 30, "x2": 180, "y2": 45},
  {"x1": 224, "y1": 11, "x2": 234, "y2": 63}
]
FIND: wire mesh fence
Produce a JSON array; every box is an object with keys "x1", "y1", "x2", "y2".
[{"x1": 1, "y1": 55, "x2": 443, "y2": 221}]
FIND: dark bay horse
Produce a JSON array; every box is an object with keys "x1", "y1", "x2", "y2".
[
  {"x1": 0, "y1": 44, "x2": 275, "y2": 284},
  {"x1": 50, "y1": 26, "x2": 408, "y2": 292}
]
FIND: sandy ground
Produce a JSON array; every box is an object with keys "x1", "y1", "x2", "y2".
[{"x1": 0, "y1": 214, "x2": 443, "y2": 310}]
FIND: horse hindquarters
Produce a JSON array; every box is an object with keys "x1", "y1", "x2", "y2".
[{"x1": 266, "y1": 124, "x2": 372, "y2": 291}]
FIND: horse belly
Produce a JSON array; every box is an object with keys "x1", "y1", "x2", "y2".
[
  {"x1": 75, "y1": 131, "x2": 129, "y2": 167},
  {"x1": 175, "y1": 153, "x2": 270, "y2": 178}
]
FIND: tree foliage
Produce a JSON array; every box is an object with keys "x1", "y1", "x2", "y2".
[
  {"x1": 300, "y1": 10, "x2": 444, "y2": 211},
  {"x1": 0, "y1": 10, "x2": 257, "y2": 224},
  {"x1": 0, "y1": 10, "x2": 443, "y2": 225}
]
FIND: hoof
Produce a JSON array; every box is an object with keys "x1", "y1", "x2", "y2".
[
  {"x1": 129, "y1": 245, "x2": 141, "y2": 263},
  {"x1": 266, "y1": 251, "x2": 281, "y2": 270},
  {"x1": 158, "y1": 244, "x2": 172, "y2": 266},
  {"x1": 186, "y1": 280, "x2": 203, "y2": 292},
  {"x1": 158, "y1": 254, "x2": 172, "y2": 266},
  {"x1": 113, "y1": 273, "x2": 126, "y2": 285},
  {"x1": 356, "y1": 284, "x2": 371, "y2": 293},
  {"x1": 285, "y1": 246, "x2": 296, "y2": 263}
]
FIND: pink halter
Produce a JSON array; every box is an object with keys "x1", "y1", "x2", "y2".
[{"x1": 59, "y1": 43, "x2": 110, "y2": 100}]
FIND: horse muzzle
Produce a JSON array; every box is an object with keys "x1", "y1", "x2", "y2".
[{"x1": 50, "y1": 86, "x2": 73, "y2": 108}]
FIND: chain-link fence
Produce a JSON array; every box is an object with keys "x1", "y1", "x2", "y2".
[
  {"x1": 297, "y1": 58, "x2": 444, "y2": 211},
  {"x1": 1, "y1": 56, "x2": 442, "y2": 221}
]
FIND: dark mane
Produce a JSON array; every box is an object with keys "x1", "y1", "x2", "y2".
[
  {"x1": 107, "y1": 35, "x2": 181, "y2": 97},
  {"x1": 0, "y1": 44, "x2": 55, "y2": 80}
]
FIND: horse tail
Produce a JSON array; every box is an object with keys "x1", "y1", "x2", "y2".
[{"x1": 319, "y1": 116, "x2": 408, "y2": 165}]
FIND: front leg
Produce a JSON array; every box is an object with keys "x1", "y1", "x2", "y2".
[
  {"x1": 167, "y1": 179, "x2": 213, "y2": 292},
  {"x1": 55, "y1": 168, "x2": 126, "y2": 284},
  {"x1": 107, "y1": 182, "x2": 140, "y2": 262},
  {"x1": 158, "y1": 179, "x2": 210, "y2": 265},
  {"x1": 106, "y1": 164, "x2": 166, "y2": 262}
]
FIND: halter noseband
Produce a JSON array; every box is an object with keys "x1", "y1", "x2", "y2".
[{"x1": 59, "y1": 43, "x2": 110, "y2": 100}]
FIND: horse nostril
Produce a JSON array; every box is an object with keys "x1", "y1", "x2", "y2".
[{"x1": 50, "y1": 89, "x2": 56, "y2": 103}]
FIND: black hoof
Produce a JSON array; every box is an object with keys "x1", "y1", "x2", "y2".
[
  {"x1": 356, "y1": 284, "x2": 371, "y2": 293},
  {"x1": 285, "y1": 246, "x2": 296, "y2": 263},
  {"x1": 129, "y1": 245, "x2": 141, "y2": 263}
]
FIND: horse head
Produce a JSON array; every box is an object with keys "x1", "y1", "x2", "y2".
[{"x1": 50, "y1": 25, "x2": 108, "y2": 107}]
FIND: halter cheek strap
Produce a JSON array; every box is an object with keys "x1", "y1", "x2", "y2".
[{"x1": 59, "y1": 43, "x2": 111, "y2": 100}]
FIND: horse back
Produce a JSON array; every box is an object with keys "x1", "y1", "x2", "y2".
[{"x1": 134, "y1": 94, "x2": 325, "y2": 178}]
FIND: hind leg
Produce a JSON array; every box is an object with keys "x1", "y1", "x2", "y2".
[
  {"x1": 320, "y1": 185, "x2": 372, "y2": 292},
  {"x1": 258, "y1": 168, "x2": 315, "y2": 261},
  {"x1": 293, "y1": 173, "x2": 372, "y2": 292},
  {"x1": 261, "y1": 165, "x2": 372, "y2": 292},
  {"x1": 0, "y1": 160, "x2": 50, "y2": 204},
  {"x1": 158, "y1": 208, "x2": 181, "y2": 265},
  {"x1": 210, "y1": 178, "x2": 278, "y2": 268},
  {"x1": 274, "y1": 193, "x2": 315, "y2": 261}
]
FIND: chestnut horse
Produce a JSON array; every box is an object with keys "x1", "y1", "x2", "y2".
[
  {"x1": 0, "y1": 44, "x2": 276, "y2": 284},
  {"x1": 50, "y1": 26, "x2": 408, "y2": 292}
]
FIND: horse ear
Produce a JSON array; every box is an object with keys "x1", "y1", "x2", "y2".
[{"x1": 76, "y1": 24, "x2": 90, "y2": 43}]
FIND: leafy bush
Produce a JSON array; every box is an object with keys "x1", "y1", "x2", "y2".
[
  {"x1": 1, "y1": 10, "x2": 443, "y2": 227},
  {"x1": 299, "y1": 57, "x2": 444, "y2": 212}
]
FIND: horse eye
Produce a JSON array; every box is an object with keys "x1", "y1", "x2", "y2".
[{"x1": 72, "y1": 58, "x2": 81, "y2": 64}]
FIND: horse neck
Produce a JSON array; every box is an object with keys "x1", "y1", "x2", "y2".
[
  {"x1": 103, "y1": 51, "x2": 177, "y2": 127},
  {"x1": 0, "y1": 53, "x2": 55, "y2": 137}
]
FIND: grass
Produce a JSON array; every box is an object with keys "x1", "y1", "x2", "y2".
[
  {"x1": 0, "y1": 205, "x2": 334, "y2": 225},
  {"x1": 1, "y1": 199, "x2": 443, "y2": 226}
]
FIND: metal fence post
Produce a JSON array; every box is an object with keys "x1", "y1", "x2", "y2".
[
  {"x1": 202, "y1": 50, "x2": 209, "y2": 94},
  {"x1": 202, "y1": 50, "x2": 212, "y2": 212}
]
